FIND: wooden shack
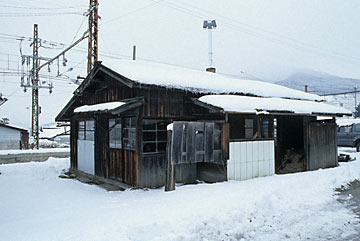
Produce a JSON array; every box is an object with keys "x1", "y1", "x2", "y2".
[{"x1": 56, "y1": 60, "x2": 350, "y2": 188}]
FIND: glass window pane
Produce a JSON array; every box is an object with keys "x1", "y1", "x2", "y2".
[
  {"x1": 355, "y1": 124, "x2": 360, "y2": 132},
  {"x1": 263, "y1": 119, "x2": 269, "y2": 138},
  {"x1": 158, "y1": 142, "x2": 167, "y2": 152},
  {"x1": 143, "y1": 131, "x2": 156, "y2": 142},
  {"x1": 130, "y1": 117, "x2": 136, "y2": 128},
  {"x1": 86, "y1": 120, "x2": 95, "y2": 131},
  {"x1": 157, "y1": 131, "x2": 167, "y2": 141},
  {"x1": 109, "y1": 118, "x2": 122, "y2": 149},
  {"x1": 245, "y1": 119, "x2": 254, "y2": 139},
  {"x1": 157, "y1": 121, "x2": 166, "y2": 130},
  {"x1": 143, "y1": 120, "x2": 156, "y2": 130},
  {"x1": 86, "y1": 130, "x2": 94, "y2": 141},
  {"x1": 245, "y1": 119, "x2": 253, "y2": 128},
  {"x1": 78, "y1": 121, "x2": 85, "y2": 140},
  {"x1": 143, "y1": 142, "x2": 156, "y2": 153}
]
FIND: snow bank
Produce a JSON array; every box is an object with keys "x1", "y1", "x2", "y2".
[
  {"x1": 199, "y1": 95, "x2": 351, "y2": 115},
  {"x1": 0, "y1": 155, "x2": 359, "y2": 241},
  {"x1": 103, "y1": 59, "x2": 323, "y2": 101},
  {"x1": 74, "y1": 101, "x2": 125, "y2": 113}
]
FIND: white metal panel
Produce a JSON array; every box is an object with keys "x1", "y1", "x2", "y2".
[
  {"x1": 228, "y1": 140, "x2": 275, "y2": 181},
  {"x1": 0, "y1": 127, "x2": 21, "y2": 150},
  {"x1": 77, "y1": 140, "x2": 95, "y2": 175}
]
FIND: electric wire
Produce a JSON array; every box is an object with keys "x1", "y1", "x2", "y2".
[{"x1": 148, "y1": 0, "x2": 360, "y2": 64}]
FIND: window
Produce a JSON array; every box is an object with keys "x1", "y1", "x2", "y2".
[
  {"x1": 78, "y1": 120, "x2": 95, "y2": 141},
  {"x1": 123, "y1": 117, "x2": 136, "y2": 150},
  {"x1": 109, "y1": 118, "x2": 122, "y2": 149},
  {"x1": 245, "y1": 119, "x2": 254, "y2": 139},
  {"x1": 142, "y1": 119, "x2": 167, "y2": 154},
  {"x1": 339, "y1": 126, "x2": 352, "y2": 133},
  {"x1": 355, "y1": 124, "x2": 360, "y2": 132},
  {"x1": 262, "y1": 119, "x2": 269, "y2": 138}
]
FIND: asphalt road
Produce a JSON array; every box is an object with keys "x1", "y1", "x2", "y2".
[{"x1": 338, "y1": 180, "x2": 360, "y2": 241}]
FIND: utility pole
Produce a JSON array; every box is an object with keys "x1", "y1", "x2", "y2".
[
  {"x1": 355, "y1": 87, "x2": 357, "y2": 113},
  {"x1": 87, "y1": 0, "x2": 99, "y2": 74},
  {"x1": 31, "y1": 24, "x2": 40, "y2": 149}
]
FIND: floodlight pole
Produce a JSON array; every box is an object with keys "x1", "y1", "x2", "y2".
[
  {"x1": 208, "y1": 29, "x2": 213, "y2": 68},
  {"x1": 203, "y1": 20, "x2": 217, "y2": 71}
]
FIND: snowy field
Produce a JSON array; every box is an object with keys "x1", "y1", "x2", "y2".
[{"x1": 1, "y1": 151, "x2": 360, "y2": 241}]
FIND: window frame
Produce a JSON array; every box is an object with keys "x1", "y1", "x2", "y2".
[
  {"x1": 123, "y1": 117, "x2": 136, "y2": 151},
  {"x1": 244, "y1": 118, "x2": 254, "y2": 139},
  {"x1": 78, "y1": 119, "x2": 95, "y2": 141},
  {"x1": 109, "y1": 118, "x2": 122, "y2": 149},
  {"x1": 142, "y1": 119, "x2": 168, "y2": 154}
]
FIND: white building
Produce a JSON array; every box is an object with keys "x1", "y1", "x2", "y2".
[{"x1": 0, "y1": 124, "x2": 29, "y2": 150}]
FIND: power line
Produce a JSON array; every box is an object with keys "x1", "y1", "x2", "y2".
[
  {"x1": 0, "y1": 4, "x2": 87, "y2": 11},
  {"x1": 149, "y1": 0, "x2": 360, "y2": 64},
  {"x1": 320, "y1": 90, "x2": 360, "y2": 97},
  {"x1": 101, "y1": 0, "x2": 167, "y2": 25}
]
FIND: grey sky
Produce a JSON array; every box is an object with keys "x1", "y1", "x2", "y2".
[{"x1": 1, "y1": 0, "x2": 360, "y2": 127}]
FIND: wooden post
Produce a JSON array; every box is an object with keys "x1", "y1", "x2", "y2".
[
  {"x1": 133, "y1": 45, "x2": 136, "y2": 60},
  {"x1": 165, "y1": 130, "x2": 176, "y2": 192}
]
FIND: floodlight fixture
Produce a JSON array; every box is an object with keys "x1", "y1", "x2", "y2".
[{"x1": 203, "y1": 20, "x2": 217, "y2": 29}]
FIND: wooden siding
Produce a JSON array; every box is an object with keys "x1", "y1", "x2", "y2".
[
  {"x1": 109, "y1": 149, "x2": 138, "y2": 186},
  {"x1": 94, "y1": 115, "x2": 108, "y2": 178},
  {"x1": 308, "y1": 122, "x2": 338, "y2": 170},
  {"x1": 138, "y1": 155, "x2": 198, "y2": 188},
  {"x1": 138, "y1": 154, "x2": 166, "y2": 188},
  {"x1": 70, "y1": 118, "x2": 78, "y2": 169}
]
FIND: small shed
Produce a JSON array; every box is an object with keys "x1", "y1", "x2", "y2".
[
  {"x1": 56, "y1": 60, "x2": 350, "y2": 188},
  {"x1": 0, "y1": 123, "x2": 29, "y2": 150}
]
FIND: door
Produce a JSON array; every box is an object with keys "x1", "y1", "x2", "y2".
[
  {"x1": 337, "y1": 125, "x2": 352, "y2": 146},
  {"x1": 77, "y1": 120, "x2": 95, "y2": 175},
  {"x1": 308, "y1": 122, "x2": 337, "y2": 170}
]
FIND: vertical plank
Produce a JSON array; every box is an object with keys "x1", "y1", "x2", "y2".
[
  {"x1": 222, "y1": 123, "x2": 230, "y2": 161},
  {"x1": 165, "y1": 130, "x2": 176, "y2": 191}
]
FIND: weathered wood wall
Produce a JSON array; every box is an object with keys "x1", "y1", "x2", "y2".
[
  {"x1": 94, "y1": 115, "x2": 108, "y2": 178},
  {"x1": 308, "y1": 122, "x2": 338, "y2": 170},
  {"x1": 70, "y1": 118, "x2": 78, "y2": 170},
  {"x1": 109, "y1": 149, "x2": 138, "y2": 186}
]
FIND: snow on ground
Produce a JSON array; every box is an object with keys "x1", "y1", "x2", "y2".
[
  {"x1": 0, "y1": 148, "x2": 69, "y2": 155},
  {"x1": 1, "y1": 154, "x2": 360, "y2": 241}
]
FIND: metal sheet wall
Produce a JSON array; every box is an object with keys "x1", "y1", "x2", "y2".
[{"x1": 227, "y1": 140, "x2": 275, "y2": 181}]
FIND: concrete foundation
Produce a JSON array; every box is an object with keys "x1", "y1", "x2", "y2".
[{"x1": 0, "y1": 151, "x2": 70, "y2": 164}]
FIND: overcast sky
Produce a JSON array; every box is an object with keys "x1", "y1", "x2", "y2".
[{"x1": 1, "y1": 0, "x2": 360, "y2": 127}]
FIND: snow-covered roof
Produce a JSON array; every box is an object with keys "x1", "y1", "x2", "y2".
[
  {"x1": 74, "y1": 102, "x2": 125, "y2": 113},
  {"x1": 199, "y1": 95, "x2": 351, "y2": 116},
  {"x1": 103, "y1": 59, "x2": 323, "y2": 101},
  {"x1": 336, "y1": 118, "x2": 360, "y2": 127},
  {"x1": 40, "y1": 127, "x2": 68, "y2": 139},
  {"x1": 0, "y1": 123, "x2": 28, "y2": 132}
]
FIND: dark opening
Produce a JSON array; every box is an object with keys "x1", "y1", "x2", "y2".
[{"x1": 276, "y1": 116, "x2": 305, "y2": 173}]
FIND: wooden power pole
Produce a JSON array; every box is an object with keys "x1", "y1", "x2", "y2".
[
  {"x1": 31, "y1": 24, "x2": 40, "y2": 149},
  {"x1": 87, "y1": 0, "x2": 99, "y2": 74}
]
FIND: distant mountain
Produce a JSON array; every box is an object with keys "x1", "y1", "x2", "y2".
[{"x1": 276, "y1": 70, "x2": 360, "y2": 95}]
